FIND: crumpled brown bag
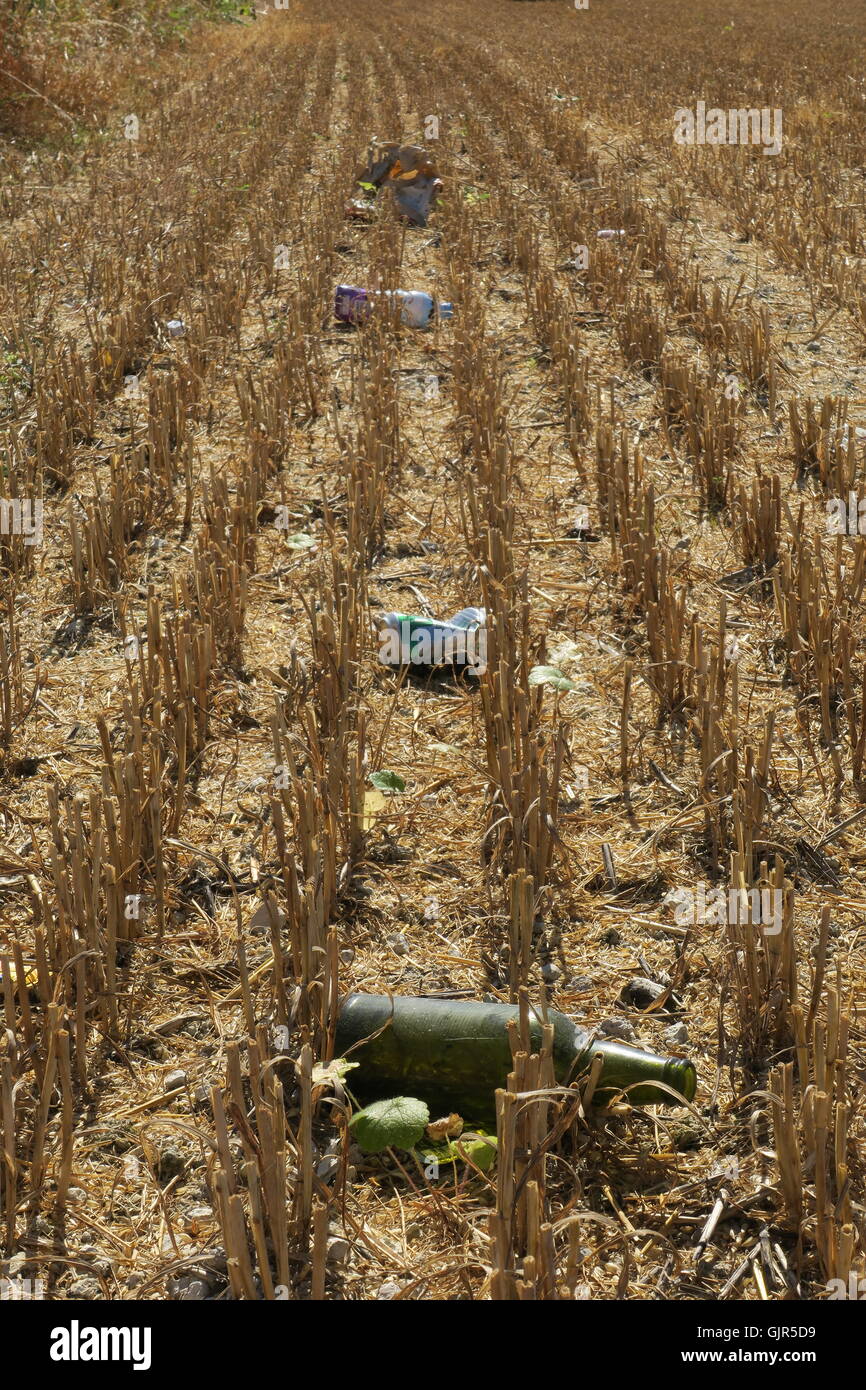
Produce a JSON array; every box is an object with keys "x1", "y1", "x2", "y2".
[{"x1": 355, "y1": 141, "x2": 443, "y2": 227}]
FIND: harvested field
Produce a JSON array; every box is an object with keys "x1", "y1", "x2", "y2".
[{"x1": 1, "y1": 0, "x2": 866, "y2": 1314}]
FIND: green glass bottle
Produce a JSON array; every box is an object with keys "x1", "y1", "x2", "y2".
[{"x1": 335, "y1": 994, "x2": 696, "y2": 1121}]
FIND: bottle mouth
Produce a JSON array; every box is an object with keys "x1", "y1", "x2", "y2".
[
  {"x1": 664, "y1": 1058, "x2": 697, "y2": 1103},
  {"x1": 438, "y1": 301, "x2": 454, "y2": 321}
]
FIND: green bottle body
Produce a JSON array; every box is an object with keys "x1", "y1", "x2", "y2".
[{"x1": 334, "y1": 994, "x2": 696, "y2": 1122}]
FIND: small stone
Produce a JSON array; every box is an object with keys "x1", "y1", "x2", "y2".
[
  {"x1": 387, "y1": 933, "x2": 409, "y2": 956},
  {"x1": 376, "y1": 1280, "x2": 402, "y2": 1300},
  {"x1": 68, "y1": 1277, "x2": 102, "y2": 1300},
  {"x1": 597, "y1": 1017, "x2": 637, "y2": 1042},
  {"x1": 664, "y1": 1021, "x2": 689, "y2": 1046},
  {"x1": 79, "y1": 1248, "x2": 112, "y2": 1279},
  {"x1": 541, "y1": 961, "x2": 561, "y2": 984},
  {"x1": 806, "y1": 340, "x2": 821, "y2": 352},
  {"x1": 567, "y1": 976, "x2": 594, "y2": 992},
  {"x1": 316, "y1": 1154, "x2": 339, "y2": 1181},
  {"x1": 620, "y1": 977, "x2": 667, "y2": 1009},
  {"x1": 339, "y1": 947, "x2": 355, "y2": 965},
  {"x1": 156, "y1": 1147, "x2": 185, "y2": 1185},
  {"x1": 7, "y1": 1253, "x2": 29, "y2": 1278},
  {"x1": 185, "y1": 1205, "x2": 214, "y2": 1222},
  {"x1": 326, "y1": 1237, "x2": 350, "y2": 1265},
  {"x1": 601, "y1": 928, "x2": 621, "y2": 946},
  {"x1": 65, "y1": 1187, "x2": 87, "y2": 1204},
  {"x1": 673, "y1": 1125, "x2": 702, "y2": 1152},
  {"x1": 126, "y1": 1273, "x2": 144, "y2": 1290},
  {"x1": 164, "y1": 1069, "x2": 188, "y2": 1093}
]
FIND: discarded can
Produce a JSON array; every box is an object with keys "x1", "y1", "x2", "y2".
[
  {"x1": 379, "y1": 607, "x2": 485, "y2": 668},
  {"x1": 335, "y1": 285, "x2": 453, "y2": 329},
  {"x1": 335, "y1": 993, "x2": 697, "y2": 1120}
]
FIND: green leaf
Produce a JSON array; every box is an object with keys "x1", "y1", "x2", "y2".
[
  {"x1": 458, "y1": 1133, "x2": 498, "y2": 1171},
  {"x1": 311, "y1": 1057, "x2": 359, "y2": 1087},
  {"x1": 420, "y1": 1131, "x2": 498, "y2": 1172},
  {"x1": 528, "y1": 665, "x2": 578, "y2": 693},
  {"x1": 357, "y1": 181, "x2": 377, "y2": 193},
  {"x1": 368, "y1": 770, "x2": 406, "y2": 793},
  {"x1": 350, "y1": 1096, "x2": 429, "y2": 1153},
  {"x1": 283, "y1": 532, "x2": 317, "y2": 549}
]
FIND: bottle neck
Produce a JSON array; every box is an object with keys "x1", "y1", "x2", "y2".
[
  {"x1": 552, "y1": 1012, "x2": 695, "y2": 1105},
  {"x1": 590, "y1": 1038, "x2": 696, "y2": 1105}
]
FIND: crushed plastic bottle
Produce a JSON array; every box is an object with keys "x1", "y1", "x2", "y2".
[
  {"x1": 379, "y1": 607, "x2": 486, "y2": 668},
  {"x1": 166, "y1": 318, "x2": 186, "y2": 338},
  {"x1": 335, "y1": 285, "x2": 453, "y2": 329},
  {"x1": 596, "y1": 229, "x2": 626, "y2": 239},
  {"x1": 355, "y1": 141, "x2": 443, "y2": 227}
]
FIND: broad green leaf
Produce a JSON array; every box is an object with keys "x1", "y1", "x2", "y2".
[
  {"x1": 369, "y1": 770, "x2": 406, "y2": 793},
  {"x1": 528, "y1": 665, "x2": 578, "y2": 693},
  {"x1": 350, "y1": 1096, "x2": 430, "y2": 1153}
]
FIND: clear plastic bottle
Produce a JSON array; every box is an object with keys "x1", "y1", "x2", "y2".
[{"x1": 335, "y1": 285, "x2": 453, "y2": 328}]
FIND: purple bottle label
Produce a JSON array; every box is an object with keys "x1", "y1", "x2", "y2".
[{"x1": 335, "y1": 285, "x2": 371, "y2": 323}]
